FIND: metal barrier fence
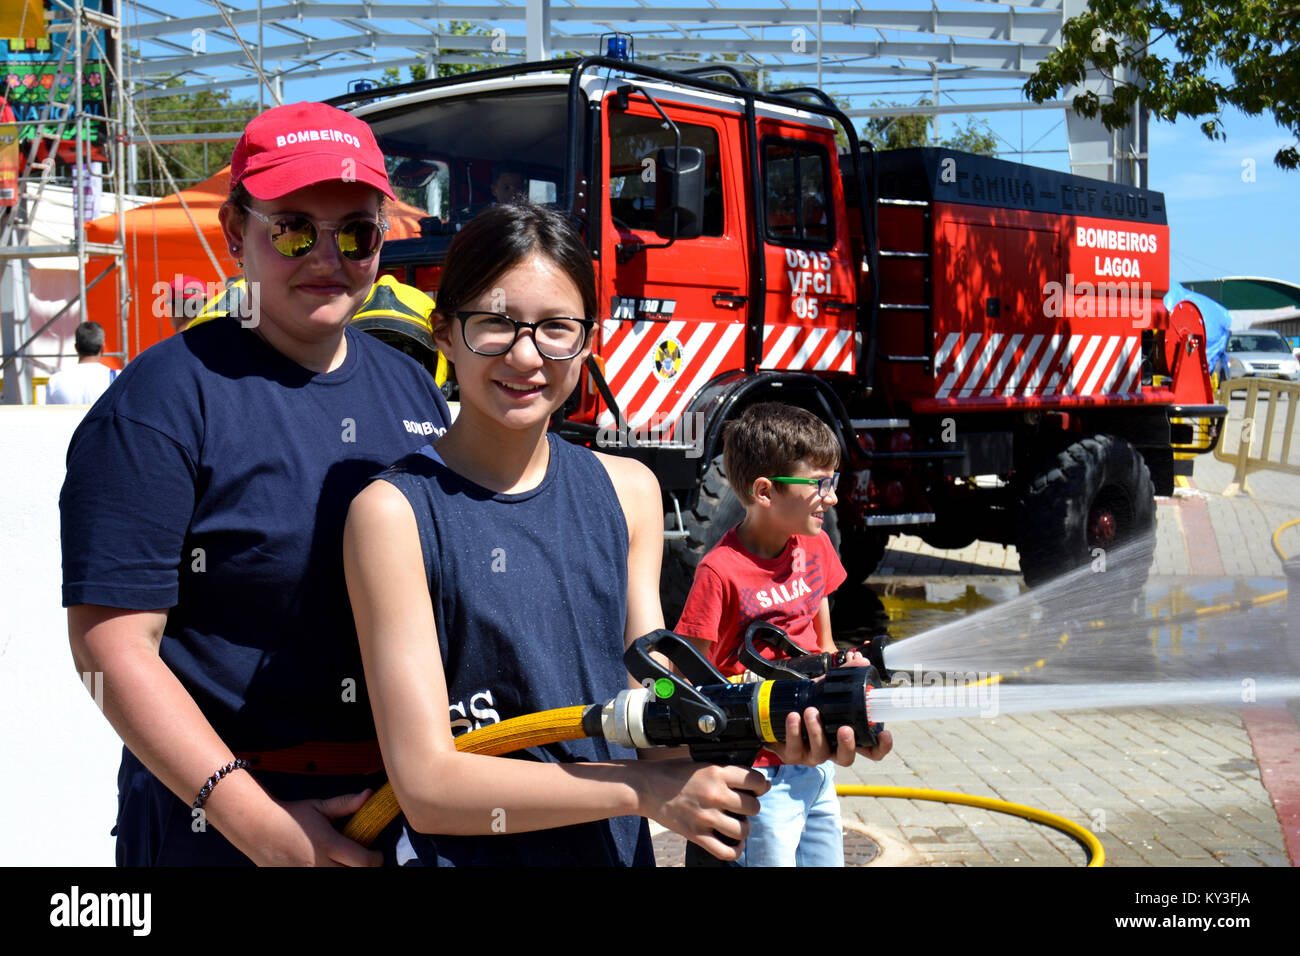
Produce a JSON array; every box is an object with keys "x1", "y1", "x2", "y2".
[
  {"x1": 1214, "y1": 377, "x2": 1300, "y2": 496},
  {"x1": 0, "y1": 375, "x2": 48, "y2": 403}
]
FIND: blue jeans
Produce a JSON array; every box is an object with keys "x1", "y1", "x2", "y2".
[{"x1": 738, "y1": 762, "x2": 844, "y2": 867}]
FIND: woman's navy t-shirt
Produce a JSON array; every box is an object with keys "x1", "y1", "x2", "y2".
[
  {"x1": 60, "y1": 317, "x2": 452, "y2": 754},
  {"x1": 378, "y1": 434, "x2": 655, "y2": 867}
]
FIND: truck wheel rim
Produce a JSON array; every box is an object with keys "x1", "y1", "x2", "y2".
[
  {"x1": 1087, "y1": 488, "x2": 1130, "y2": 548},
  {"x1": 1089, "y1": 507, "x2": 1118, "y2": 546}
]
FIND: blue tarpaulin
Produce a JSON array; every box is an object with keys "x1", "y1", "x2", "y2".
[{"x1": 1165, "y1": 281, "x2": 1232, "y2": 376}]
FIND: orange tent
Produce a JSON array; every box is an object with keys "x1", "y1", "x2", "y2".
[
  {"x1": 83, "y1": 168, "x2": 234, "y2": 361},
  {"x1": 83, "y1": 167, "x2": 427, "y2": 362}
]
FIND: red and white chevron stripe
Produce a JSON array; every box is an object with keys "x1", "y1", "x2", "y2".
[
  {"x1": 933, "y1": 332, "x2": 1142, "y2": 399},
  {"x1": 598, "y1": 318, "x2": 744, "y2": 432},
  {"x1": 760, "y1": 323, "x2": 855, "y2": 373}
]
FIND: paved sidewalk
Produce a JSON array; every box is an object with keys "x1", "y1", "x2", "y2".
[
  {"x1": 839, "y1": 705, "x2": 1290, "y2": 867},
  {"x1": 842, "y1": 428, "x2": 1299, "y2": 867}
]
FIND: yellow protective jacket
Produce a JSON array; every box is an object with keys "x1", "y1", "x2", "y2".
[{"x1": 186, "y1": 275, "x2": 448, "y2": 386}]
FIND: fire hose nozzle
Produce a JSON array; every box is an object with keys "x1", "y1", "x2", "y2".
[
  {"x1": 741, "y1": 621, "x2": 891, "y2": 680},
  {"x1": 617, "y1": 629, "x2": 885, "y2": 765},
  {"x1": 600, "y1": 687, "x2": 652, "y2": 750}
]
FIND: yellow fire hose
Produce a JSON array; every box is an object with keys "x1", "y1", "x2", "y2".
[
  {"x1": 343, "y1": 705, "x2": 591, "y2": 847},
  {"x1": 834, "y1": 785, "x2": 1104, "y2": 866},
  {"x1": 342, "y1": 705, "x2": 1105, "y2": 866},
  {"x1": 1274, "y1": 518, "x2": 1300, "y2": 562}
]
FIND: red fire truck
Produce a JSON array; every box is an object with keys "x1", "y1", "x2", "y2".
[{"x1": 332, "y1": 53, "x2": 1224, "y2": 615}]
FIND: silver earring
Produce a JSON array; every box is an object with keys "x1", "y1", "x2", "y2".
[{"x1": 230, "y1": 245, "x2": 240, "y2": 254}]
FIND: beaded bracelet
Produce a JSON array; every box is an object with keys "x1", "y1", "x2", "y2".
[{"x1": 193, "y1": 759, "x2": 251, "y2": 809}]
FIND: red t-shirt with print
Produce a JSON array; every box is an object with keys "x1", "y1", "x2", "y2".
[
  {"x1": 675, "y1": 526, "x2": 847, "y2": 677},
  {"x1": 675, "y1": 527, "x2": 847, "y2": 766}
]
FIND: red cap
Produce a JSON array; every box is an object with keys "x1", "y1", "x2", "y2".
[{"x1": 229, "y1": 102, "x2": 395, "y2": 201}]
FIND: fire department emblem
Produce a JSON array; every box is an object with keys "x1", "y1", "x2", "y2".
[{"x1": 652, "y1": 339, "x2": 683, "y2": 380}]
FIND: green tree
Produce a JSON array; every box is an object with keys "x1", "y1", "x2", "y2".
[
  {"x1": 1024, "y1": 0, "x2": 1299, "y2": 169},
  {"x1": 378, "y1": 20, "x2": 500, "y2": 86},
  {"x1": 860, "y1": 100, "x2": 998, "y2": 155},
  {"x1": 861, "y1": 106, "x2": 930, "y2": 151},
  {"x1": 943, "y1": 117, "x2": 999, "y2": 156},
  {"x1": 133, "y1": 82, "x2": 256, "y2": 195}
]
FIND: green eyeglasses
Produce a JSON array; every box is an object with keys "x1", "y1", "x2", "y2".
[{"x1": 764, "y1": 473, "x2": 840, "y2": 497}]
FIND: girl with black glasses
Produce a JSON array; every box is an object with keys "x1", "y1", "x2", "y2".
[{"x1": 344, "y1": 203, "x2": 863, "y2": 865}]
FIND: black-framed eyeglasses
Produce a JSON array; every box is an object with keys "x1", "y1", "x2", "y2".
[
  {"x1": 767, "y1": 473, "x2": 840, "y2": 497},
  {"x1": 241, "y1": 205, "x2": 388, "y2": 261},
  {"x1": 454, "y1": 311, "x2": 595, "y2": 361}
]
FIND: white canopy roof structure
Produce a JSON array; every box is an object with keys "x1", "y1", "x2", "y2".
[{"x1": 120, "y1": 0, "x2": 1145, "y2": 185}]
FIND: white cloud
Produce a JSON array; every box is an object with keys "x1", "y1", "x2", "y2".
[
  {"x1": 1159, "y1": 167, "x2": 1284, "y2": 203},
  {"x1": 1152, "y1": 118, "x2": 1295, "y2": 201}
]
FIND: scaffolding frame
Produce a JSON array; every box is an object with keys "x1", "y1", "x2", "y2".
[
  {"x1": 120, "y1": 1, "x2": 1141, "y2": 186},
  {"x1": 1, "y1": 0, "x2": 129, "y2": 404}
]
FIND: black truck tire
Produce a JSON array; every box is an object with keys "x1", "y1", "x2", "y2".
[
  {"x1": 838, "y1": 525, "x2": 890, "y2": 586},
  {"x1": 1016, "y1": 434, "x2": 1157, "y2": 590},
  {"x1": 660, "y1": 453, "x2": 842, "y2": 625},
  {"x1": 918, "y1": 521, "x2": 977, "y2": 552}
]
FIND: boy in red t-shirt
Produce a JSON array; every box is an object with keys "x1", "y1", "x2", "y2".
[{"x1": 676, "y1": 402, "x2": 891, "y2": 866}]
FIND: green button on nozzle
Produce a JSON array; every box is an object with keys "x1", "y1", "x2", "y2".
[{"x1": 653, "y1": 678, "x2": 675, "y2": 699}]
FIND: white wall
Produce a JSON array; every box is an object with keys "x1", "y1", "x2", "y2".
[{"x1": 0, "y1": 405, "x2": 119, "y2": 866}]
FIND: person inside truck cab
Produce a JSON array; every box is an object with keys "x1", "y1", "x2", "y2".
[
  {"x1": 802, "y1": 194, "x2": 828, "y2": 233},
  {"x1": 489, "y1": 162, "x2": 528, "y2": 205},
  {"x1": 451, "y1": 162, "x2": 529, "y2": 222}
]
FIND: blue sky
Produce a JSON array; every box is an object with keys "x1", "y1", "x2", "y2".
[
  {"x1": 116, "y1": 1, "x2": 1299, "y2": 286},
  {"x1": 1145, "y1": 111, "x2": 1298, "y2": 285}
]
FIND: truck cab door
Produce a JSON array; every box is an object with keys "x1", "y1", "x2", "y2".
[
  {"x1": 596, "y1": 95, "x2": 749, "y2": 440},
  {"x1": 754, "y1": 123, "x2": 858, "y2": 375}
]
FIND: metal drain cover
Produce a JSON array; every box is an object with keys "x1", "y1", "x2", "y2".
[
  {"x1": 842, "y1": 827, "x2": 881, "y2": 865},
  {"x1": 652, "y1": 828, "x2": 880, "y2": 866}
]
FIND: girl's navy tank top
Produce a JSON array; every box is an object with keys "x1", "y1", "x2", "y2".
[{"x1": 376, "y1": 432, "x2": 654, "y2": 866}]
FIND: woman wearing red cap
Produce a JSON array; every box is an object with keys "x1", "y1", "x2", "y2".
[{"x1": 60, "y1": 102, "x2": 451, "y2": 865}]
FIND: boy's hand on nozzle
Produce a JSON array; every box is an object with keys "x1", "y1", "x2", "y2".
[
  {"x1": 763, "y1": 707, "x2": 894, "y2": 767},
  {"x1": 637, "y1": 761, "x2": 769, "y2": 862},
  {"x1": 840, "y1": 648, "x2": 870, "y2": 668},
  {"x1": 857, "y1": 727, "x2": 893, "y2": 762},
  {"x1": 763, "y1": 706, "x2": 838, "y2": 767}
]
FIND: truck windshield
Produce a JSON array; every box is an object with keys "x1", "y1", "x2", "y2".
[{"x1": 365, "y1": 88, "x2": 569, "y2": 229}]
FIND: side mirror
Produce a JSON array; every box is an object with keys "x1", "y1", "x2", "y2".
[{"x1": 653, "y1": 146, "x2": 705, "y2": 240}]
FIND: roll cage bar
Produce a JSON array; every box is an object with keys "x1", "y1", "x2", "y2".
[{"x1": 326, "y1": 56, "x2": 879, "y2": 390}]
